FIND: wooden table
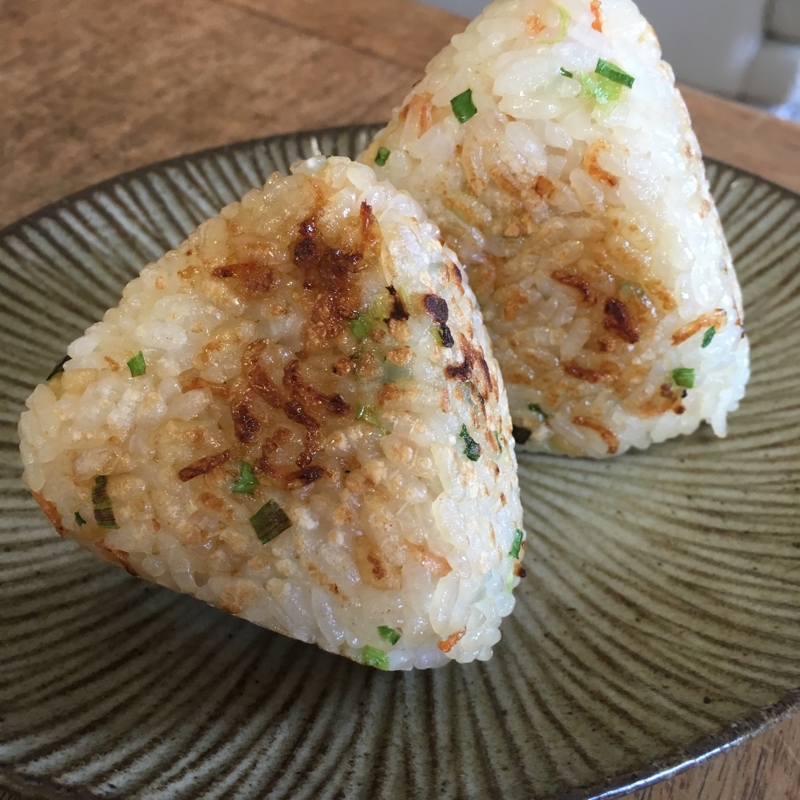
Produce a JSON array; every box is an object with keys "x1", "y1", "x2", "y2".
[{"x1": 2, "y1": 1, "x2": 800, "y2": 797}]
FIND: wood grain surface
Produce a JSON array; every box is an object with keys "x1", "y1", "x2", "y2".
[{"x1": 2, "y1": 0, "x2": 800, "y2": 797}]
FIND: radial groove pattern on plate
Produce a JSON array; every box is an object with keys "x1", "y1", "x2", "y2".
[{"x1": 1, "y1": 126, "x2": 799, "y2": 800}]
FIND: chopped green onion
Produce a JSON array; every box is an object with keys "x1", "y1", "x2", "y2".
[
  {"x1": 701, "y1": 327, "x2": 716, "y2": 348},
  {"x1": 378, "y1": 625, "x2": 401, "y2": 645},
  {"x1": 539, "y1": 5, "x2": 571, "y2": 43},
  {"x1": 494, "y1": 431, "x2": 503, "y2": 453},
  {"x1": 374, "y1": 146, "x2": 391, "y2": 167},
  {"x1": 560, "y1": 67, "x2": 574, "y2": 78},
  {"x1": 528, "y1": 403, "x2": 547, "y2": 420},
  {"x1": 74, "y1": 512, "x2": 86, "y2": 527},
  {"x1": 127, "y1": 351, "x2": 146, "y2": 377},
  {"x1": 232, "y1": 462, "x2": 259, "y2": 494},
  {"x1": 672, "y1": 368, "x2": 696, "y2": 389},
  {"x1": 250, "y1": 499, "x2": 292, "y2": 544},
  {"x1": 362, "y1": 645, "x2": 389, "y2": 670},
  {"x1": 509, "y1": 529, "x2": 524, "y2": 560},
  {"x1": 459, "y1": 424, "x2": 481, "y2": 461},
  {"x1": 356, "y1": 404, "x2": 388, "y2": 434},
  {"x1": 595, "y1": 58, "x2": 635, "y2": 88},
  {"x1": 619, "y1": 281, "x2": 646, "y2": 301},
  {"x1": 450, "y1": 89, "x2": 477, "y2": 124},
  {"x1": 580, "y1": 71, "x2": 623, "y2": 106},
  {"x1": 47, "y1": 355, "x2": 71, "y2": 381},
  {"x1": 92, "y1": 475, "x2": 119, "y2": 529},
  {"x1": 348, "y1": 315, "x2": 371, "y2": 342}
]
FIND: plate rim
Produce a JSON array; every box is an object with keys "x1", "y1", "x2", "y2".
[{"x1": 2, "y1": 123, "x2": 799, "y2": 800}]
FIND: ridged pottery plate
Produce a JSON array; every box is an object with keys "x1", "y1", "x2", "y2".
[{"x1": 1, "y1": 125, "x2": 799, "y2": 800}]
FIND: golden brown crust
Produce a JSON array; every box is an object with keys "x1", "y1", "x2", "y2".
[{"x1": 31, "y1": 491, "x2": 68, "y2": 537}]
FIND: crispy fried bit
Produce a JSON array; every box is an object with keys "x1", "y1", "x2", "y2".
[
  {"x1": 212, "y1": 262, "x2": 278, "y2": 295},
  {"x1": 437, "y1": 627, "x2": 467, "y2": 653},
  {"x1": 671, "y1": 309, "x2": 727, "y2": 346},
  {"x1": 178, "y1": 450, "x2": 232, "y2": 482},
  {"x1": 572, "y1": 415, "x2": 619, "y2": 455},
  {"x1": 583, "y1": 140, "x2": 618, "y2": 187},
  {"x1": 97, "y1": 542, "x2": 138, "y2": 576},
  {"x1": 283, "y1": 359, "x2": 350, "y2": 415},
  {"x1": 445, "y1": 334, "x2": 496, "y2": 408},
  {"x1": 525, "y1": 12, "x2": 546, "y2": 35},
  {"x1": 32, "y1": 491, "x2": 68, "y2": 537},
  {"x1": 603, "y1": 298, "x2": 640, "y2": 344},
  {"x1": 179, "y1": 375, "x2": 230, "y2": 398},
  {"x1": 563, "y1": 361, "x2": 604, "y2": 383},
  {"x1": 590, "y1": 0, "x2": 603, "y2": 32},
  {"x1": 231, "y1": 398, "x2": 261, "y2": 443},
  {"x1": 407, "y1": 541, "x2": 452, "y2": 577},
  {"x1": 386, "y1": 285, "x2": 409, "y2": 322},
  {"x1": 386, "y1": 346, "x2": 413, "y2": 366},
  {"x1": 293, "y1": 237, "x2": 318, "y2": 269},
  {"x1": 534, "y1": 175, "x2": 556, "y2": 199},
  {"x1": 552, "y1": 269, "x2": 597, "y2": 305},
  {"x1": 293, "y1": 216, "x2": 371, "y2": 345},
  {"x1": 423, "y1": 294, "x2": 449, "y2": 325}
]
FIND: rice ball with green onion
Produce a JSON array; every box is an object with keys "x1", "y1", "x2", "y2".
[
  {"x1": 18, "y1": 156, "x2": 525, "y2": 670},
  {"x1": 362, "y1": 0, "x2": 750, "y2": 457}
]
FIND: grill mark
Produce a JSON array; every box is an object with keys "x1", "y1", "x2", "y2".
[
  {"x1": 563, "y1": 361, "x2": 604, "y2": 383},
  {"x1": 386, "y1": 286, "x2": 409, "y2": 322},
  {"x1": 178, "y1": 450, "x2": 232, "y2": 482},
  {"x1": 572, "y1": 415, "x2": 619, "y2": 455},
  {"x1": 231, "y1": 397, "x2": 260, "y2": 443},
  {"x1": 603, "y1": 298, "x2": 640, "y2": 344},
  {"x1": 423, "y1": 294, "x2": 449, "y2": 325},
  {"x1": 439, "y1": 324, "x2": 454, "y2": 348},
  {"x1": 283, "y1": 359, "x2": 350, "y2": 416},
  {"x1": 552, "y1": 270, "x2": 596, "y2": 305},
  {"x1": 671, "y1": 309, "x2": 728, "y2": 346}
]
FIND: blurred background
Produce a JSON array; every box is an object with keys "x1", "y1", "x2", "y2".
[{"x1": 420, "y1": 0, "x2": 800, "y2": 121}]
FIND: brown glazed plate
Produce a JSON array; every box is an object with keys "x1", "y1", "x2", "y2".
[{"x1": 1, "y1": 124, "x2": 799, "y2": 800}]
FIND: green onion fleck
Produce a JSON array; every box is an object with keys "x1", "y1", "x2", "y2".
[
  {"x1": 528, "y1": 403, "x2": 547, "y2": 420},
  {"x1": 232, "y1": 462, "x2": 259, "y2": 494},
  {"x1": 92, "y1": 475, "x2": 119, "y2": 529},
  {"x1": 127, "y1": 351, "x2": 146, "y2": 377},
  {"x1": 75, "y1": 512, "x2": 86, "y2": 527},
  {"x1": 356, "y1": 404, "x2": 388, "y2": 434},
  {"x1": 378, "y1": 625, "x2": 401, "y2": 646},
  {"x1": 701, "y1": 327, "x2": 716, "y2": 348},
  {"x1": 509, "y1": 529, "x2": 524, "y2": 560},
  {"x1": 494, "y1": 431, "x2": 503, "y2": 453},
  {"x1": 619, "y1": 281, "x2": 646, "y2": 301},
  {"x1": 450, "y1": 88, "x2": 477, "y2": 124},
  {"x1": 363, "y1": 645, "x2": 389, "y2": 670},
  {"x1": 580, "y1": 71, "x2": 623, "y2": 106},
  {"x1": 539, "y1": 5, "x2": 572, "y2": 43},
  {"x1": 250, "y1": 499, "x2": 292, "y2": 545},
  {"x1": 348, "y1": 315, "x2": 371, "y2": 342},
  {"x1": 459, "y1": 424, "x2": 481, "y2": 461},
  {"x1": 595, "y1": 58, "x2": 635, "y2": 88},
  {"x1": 374, "y1": 146, "x2": 391, "y2": 167},
  {"x1": 560, "y1": 67, "x2": 574, "y2": 78},
  {"x1": 47, "y1": 355, "x2": 71, "y2": 381},
  {"x1": 672, "y1": 368, "x2": 696, "y2": 389}
]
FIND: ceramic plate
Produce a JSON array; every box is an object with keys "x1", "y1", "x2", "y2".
[{"x1": 1, "y1": 125, "x2": 799, "y2": 800}]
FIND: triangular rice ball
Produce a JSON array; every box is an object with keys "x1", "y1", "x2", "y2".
[
  {"x1": 362, "y1": 0, "x2": 750, "y2": 457},
  {"x1": 19, "y1": 156, "x2": 525, "y2": 670}
]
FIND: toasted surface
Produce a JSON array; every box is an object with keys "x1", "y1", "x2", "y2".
[
  {"x1": 362, "y1": 0, "x2": 749, "y2": 457},
  {"x1": 19, "y1": 156, "x2": 525, "y2": 670}
]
